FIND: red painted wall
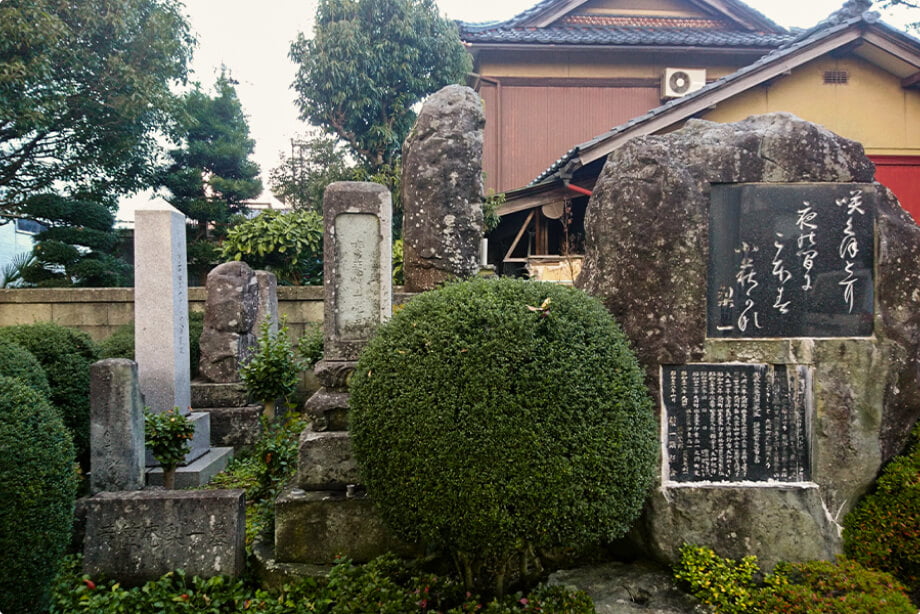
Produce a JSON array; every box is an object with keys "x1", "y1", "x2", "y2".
[{"x1": 872, "y1": 155, "x2": 920, "y2": 223}]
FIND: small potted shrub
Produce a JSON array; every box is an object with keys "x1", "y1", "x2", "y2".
[
  {"x1": 145, "y1": 408, "x2": 195, "y2": 489},
  {"x1": 240, "y1": 318, "x2": 301, "y2": 420}
]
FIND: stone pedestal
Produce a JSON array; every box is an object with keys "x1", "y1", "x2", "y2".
[{"x1": 191, "y1": 381, "x2": 262, "y2": 448}]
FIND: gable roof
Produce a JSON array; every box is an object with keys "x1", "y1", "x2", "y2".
[
  {"x1": 523, "y1": 1, "x2": 920, "y2": 188},
  {"x1": 460, "y1": 0, "x2": 789, "y2": 48}
]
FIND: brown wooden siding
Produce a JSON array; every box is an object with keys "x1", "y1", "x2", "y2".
[{"x1": 480, "y1": 83, "x2": 662, "y2": 192}]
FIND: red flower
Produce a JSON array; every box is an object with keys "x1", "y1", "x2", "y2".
[{"x1": 82, "y1": 578, "x2": 96, "y2": 590}]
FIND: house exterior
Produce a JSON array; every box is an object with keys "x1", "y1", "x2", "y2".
[
  {"x1": 459, "y1": 0, "x2": 791, "y2": 195},
  {"x1": 485, "y1": 1, "x2": 920, "y2": 276}
]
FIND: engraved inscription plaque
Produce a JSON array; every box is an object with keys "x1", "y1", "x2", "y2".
[
  {"x1": 334, "y1": 213, "x2": 381, "y2": 341},
  {"x1": 709, "y1": 183, "x2": 875, "y2": 338},
  {"x1": 662, "y1": 364, "x2": 811, "y2": 483}
]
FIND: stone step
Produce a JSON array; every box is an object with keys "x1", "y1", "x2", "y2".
[
  {"x1": 145, "y1": 446, "x2": 234, "y2": 489},
  {"x1": 145, "y1": 411, "x2": 211, "y2": 467},
  {"x1": 191, "y1": 381, "x2": 250, "y2": 409},
  {"x1": 198, "y1": 405, "x2": 263, "y2": 448},
  {"x1": 273, "y1": 488, "x2": 411, "y2": 565}
]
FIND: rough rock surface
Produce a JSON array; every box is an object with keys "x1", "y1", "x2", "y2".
[
  {"x1": 199, "y1": 261, "x2": 260, "y2": 383},
  {"x1": 549, "y1": 562, "x2": 704, "y2": 614},
  {"x1": 578, "y1": 113, "x2": 920, "y2": 567},
  {"x1": 402, "y1": 85, "x2": 485, "y2": 292}
]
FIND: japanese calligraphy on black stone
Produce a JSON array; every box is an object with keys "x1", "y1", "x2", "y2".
[
  {"x1": 662, "y1": 364, "x2": 811, "y2": 483},
  {"x1": 708, "y1": 183, "x2": 875, "y2": 338}
]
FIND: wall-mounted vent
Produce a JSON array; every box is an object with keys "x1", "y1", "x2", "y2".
[
  {"x1": 662, "y1": 68, "x2": 707, "y2": 99},
  {"x1": 823, "y1": 70, "x2": 849, "y2": 85}
]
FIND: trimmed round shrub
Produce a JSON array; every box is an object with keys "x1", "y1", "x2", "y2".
[
  {"x1": 349, "y1": 277, "x2": 658, "y2": 590},
  {"x1": 0, "y1": 376, "x2": 77, "y2": 614},
  {"x1": 0, "y1": 338, "x2": 52, "y2": 400},
  {"x1": 0, "y1": 322, "x2": 98, "y2": 464},
  {"x1": 844, "y1": 422, "x2": 920, "y2": 601}
]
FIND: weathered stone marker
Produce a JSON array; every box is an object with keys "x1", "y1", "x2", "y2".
[
  {"x1": 134, "y1": 200, "x2": 191, "y2": 413},
  {"x1": 198, "y1": 261, "x2": 261, "y2": 383},
  {"x1": 89, "y1": 359, "x2": 145, "y2": 493},
  {"x1": 83, "y1": 490, "x2": 245, "y2": 585},
  {"x1": 578, "y1": 113, "x2": 920, "y2": 568},
  {"x1": 401, "y1": 84, "x2": 485, "y2": 292},
  {"x1": 274, "y1": 182, "x2": 398, "y2": 568},
  {"x1": 304, "y1": 181, "x2": 392, "y2": 430}
]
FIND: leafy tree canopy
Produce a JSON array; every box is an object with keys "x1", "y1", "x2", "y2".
[
  {"x1": 159, "y1": 71, "x2": 262, "y2": 280},
  {"x1": 0, "y1": 0, "x2": 194, "y2": 207},
  {"x1": 269, "y1": 134, "x2": 353, "y2": 211},
  {"x1": 290, "y1": 0, "x2": 471, "y2": 171}
]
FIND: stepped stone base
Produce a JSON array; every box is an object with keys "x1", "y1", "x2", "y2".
[
  {"x1": 146, "y1": 446, "x2": 234, "y2": 488},
  {"x1": 145, "y1": 411, "x2": 211, "y2": 467},
  {"x1": 201, "y1": 405, "x2": 263, "y2": 447},
  {"x1": 191, "y1": 381, "x2": 249, "y2": 408},
  {"x1": 191, "y1": 381, "x2": 262, "y2": 448},
  {"x1": 274, "y1": 489, "x2": 412, "y2": 564},
  {"x1": 250, "y1": 539, "x2": 331, "y2": 592}
]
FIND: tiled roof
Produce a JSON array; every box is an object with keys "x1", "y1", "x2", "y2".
[
  {"x1": 460, "y1": 0, "x2": 786, "y2": 33},
  {"x1": 529, "y1": 5, "x2": 894, "y2": 185},
  {"x1": 459, "y1": 26, "x2": 790, "y2": 47},
  {"x1": 560, "y1": 16, "x2": 731, "y2": 28}
]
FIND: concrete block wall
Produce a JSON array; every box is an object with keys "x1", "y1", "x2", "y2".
[{"x1": 0, "y1": 286, "x2": 324, "y2": 341}]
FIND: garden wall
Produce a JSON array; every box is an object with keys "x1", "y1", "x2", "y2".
[{"x1": 0, "y1": 286, "x2": 324, "y2": 341}]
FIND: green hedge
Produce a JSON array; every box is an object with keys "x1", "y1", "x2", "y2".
[
  {"x1": 349, "y1": 277, "x2": 658, "y2": 592},
  {"x1": 98, "y1": 311, "x2": 204, "y2": 377},
  {"x1": 844, "y1": 422, "x2": 920, "y2": 601},
  {"x1": 0, "y1": 322, "x2": 98, "y2": 464},
  {"x1": 0, "y1": 377, "x2": 77, "y2": 614},
  {"x1": 0, "y1": 338, "x2": 52, "y2": 400},
  {"x1": 675, "y1": 545, "x2": 915, "y2": 614}
]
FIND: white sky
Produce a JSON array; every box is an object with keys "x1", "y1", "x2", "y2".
[{"x1": 119, "y1": 0, "x2": 916, "y2": 221}]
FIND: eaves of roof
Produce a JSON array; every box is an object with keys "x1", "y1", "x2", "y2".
[{"x1": 529, "y1": 11, "x2": 920, "y2": 186}]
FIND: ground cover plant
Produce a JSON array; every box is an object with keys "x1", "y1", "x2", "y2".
[
  {"x1": 844, "y1": 422, "x2": 920, "y2": 603},
  {"x1": 674, "y1": 545, "x2": 915, "y2": 613},
  {"x1": 349, "y1": 277, "x2": 658, "y2": 595},
  {"x1": 0, "y1": 377, "x2": 77, "y2": 614},
  {"x1": 0, "y1": 322, "x2": 98, "y2": 465},
  {"x1": 51, "y1": 553, "x2": 593, "y2": 613}
]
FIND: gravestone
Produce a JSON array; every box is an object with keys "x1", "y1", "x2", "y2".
[
  {"x1": 83, "y1": 490, "x2": 245, "y2": 585},
  {"x1": 579, "y1": 113, "x2": 920, "y2": 568},
  {"x1": 134, "y1": 199, "x2": 232, "y2": 484},
  {"x1": 198, "y1": 261, "x2": 261, "y2": 383},
  {"x1": 274, "y1": 182, "x2": 396, "y2": 567},
  {"x1": 89, "y1": 359, "x2": 145, "y2": 493},
  {"x1": 134, "y1": 200, "x2": 191, "y2": 413},
  {"x1": 402, "y1": 85, "x2": 485, "y2": 292}
]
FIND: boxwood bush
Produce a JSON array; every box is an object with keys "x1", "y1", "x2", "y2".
[
  {"x1": 0, "y1": 376, "x2": 77, "y2": 614},
  {"x1": 844, "y1": 422, "x2": 920, "y2": 602},
  {"x1": 349, "y1": 277, "x2": 658, "y2": 593},
  {"x1": 0, "y1": 322, "x2": 97, "y2": 464},
  {"x1": 0, "y1": 338, "x2": 52, "y2": 400}
]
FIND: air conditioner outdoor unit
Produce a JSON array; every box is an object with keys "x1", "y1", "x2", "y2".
[{"x1": 662, "y1": 68, "x2": 707, "y2": 98}]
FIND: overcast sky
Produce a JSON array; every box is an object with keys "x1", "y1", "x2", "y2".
[{"x1": 120, "y1": 0, "x2": 915, "y2": 219}]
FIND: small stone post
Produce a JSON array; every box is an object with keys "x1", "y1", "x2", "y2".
[
  {"x1": 401, "y1": 84, "x2": 485, "y2": 292},
  {"x1": 134, "y1": 200, "x2": 191, "y2": 414},
  {"x1": 89, "y1": 359, "x2": 145, "y2": 493}
]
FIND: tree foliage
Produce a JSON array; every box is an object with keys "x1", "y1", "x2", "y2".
[
  {"x1": 221, "y1": 209, "x2": 324, "y2": 285},
  {"x1": 14, "y1": 192, "x2": 131, "y2": 287},
  {"x1": 0, "y1": 0, "x2": 194, "y2": 207},
  {"x1": 290, "y1": 0, "x2": 471, "y2": 171},
  {"x1": 269, "y1": 135, "x2": 353, "y2": 211},
  {"x1": 159, "y1": 72, "x2": 262, "y2": 278}
]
